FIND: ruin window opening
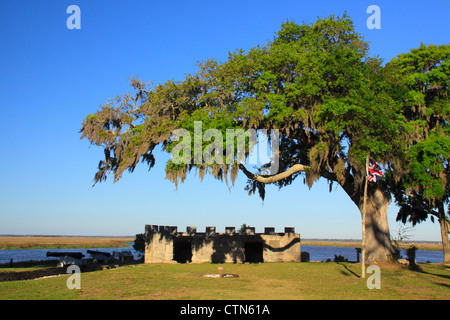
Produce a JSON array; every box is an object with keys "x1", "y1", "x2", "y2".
[
  {"x1": 173, "y1": 238, "x2": 192, "y2": 263},
  {"x1": 244, "y1": 241, "x2": 263, "y2": 263}
]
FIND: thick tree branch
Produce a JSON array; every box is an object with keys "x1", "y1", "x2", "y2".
[
  {"x1": 238, "y1": 163, "x2": 310, "y2": 184},
  {"x1": 239, "y1": 161, "x2": 363, "y2": 206}
]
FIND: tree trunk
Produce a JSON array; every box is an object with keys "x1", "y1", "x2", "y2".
[
  {"x1": 438, "y1": 204, "x2": 450, "y2": 264},
  {"x1": 358, "y1": 188, "x2": 394, "y2": 264}
]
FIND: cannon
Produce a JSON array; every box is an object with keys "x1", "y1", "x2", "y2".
[
  {"x1": 46, "y1": 251, "x2": 84, "y2": 259},
  {"x1": 46, "y1": 251, "x2": 85, "y2": 267},
  {"x1": 87, "y1": 250, "x2": 113, "y2": 263},
  {"x1": 112, "y1": 250, "x2": 134, "y2": 263}
]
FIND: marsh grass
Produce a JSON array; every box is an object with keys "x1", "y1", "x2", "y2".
[
  {"x1": 0, "y1": 237, "x2": 133, "y2": 250},
  {"x1": 1, "y1": 262, "x2": 449, "y2": 300}
]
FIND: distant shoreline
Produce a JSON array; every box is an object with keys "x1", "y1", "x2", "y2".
[
  {"x1": 0, "y1": 235, "x2": 443, "y2": 251},
  {"x1": 302, "y1": 239, "x2": 443, "y2": 251},
  {"x1": 0, "y1": 236, "x2": 133, "y2": 250},
  {"x1": 302, "y1": 238, "x2": 442, "y2": 244},
  {"x1": 0, "y1": 234, "x2": 134, "y2": 238},
  {"x1": 0, "y1": 235, "x2": 441, "y2": 244}
]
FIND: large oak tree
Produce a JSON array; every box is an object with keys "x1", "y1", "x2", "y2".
[
  {"x1": 387, "y1": 44, "x2": 450, "y2": 263},
  {"x1": 80, "y1": 14, "x2": 448, "y2": 263}
]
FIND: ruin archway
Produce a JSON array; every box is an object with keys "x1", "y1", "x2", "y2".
[
  {"x1": 244, "y1": 241, "x2": 263, "y2": 263},
  {"x1": 173, "y1": 238, "x2": 192, "y2": 263}
]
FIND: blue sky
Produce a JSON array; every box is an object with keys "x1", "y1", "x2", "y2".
[{"x1": 0, "y1": 1, "x2": 448, "y2": 240}]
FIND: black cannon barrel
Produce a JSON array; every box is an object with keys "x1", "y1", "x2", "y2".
[
  {"x1": 87, "y1": 250, "x2": 111, "y2": 257},
  {"x1": 46, "y1": 252, "x2": 84, "y2": 259}
]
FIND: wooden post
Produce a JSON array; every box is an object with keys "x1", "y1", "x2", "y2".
[
  {"x1": 362, "y1": 152, "x2": 369, "y2": 278},
  {"x1": 355, "y1": 248, "x2": 361, "y2": 263}
]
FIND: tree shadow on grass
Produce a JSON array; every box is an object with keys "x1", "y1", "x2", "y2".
[
  {"x1": 336, "y1": 262, "x2": 360, "y2": 278},
  {"x1": 408, "y1": 264, "x2": 450, "y2": 289},
  {"x1": 411, "y1": 265, "x2": 450, "y2": 280}
]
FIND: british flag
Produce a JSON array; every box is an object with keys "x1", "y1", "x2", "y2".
[{"x1": 367, "y1": 159, "x2": 382, "y2": 182}]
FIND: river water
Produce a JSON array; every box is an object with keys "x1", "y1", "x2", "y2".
[
  {"x1": 0, "y1": 244, "x2": 444, "y2": 265},
  {"x1": 0, "y1": 246, "x2": 142, "y2": 265},
  {"x1": 301, "y1": 245, "x2": 444, "y2": 263}
]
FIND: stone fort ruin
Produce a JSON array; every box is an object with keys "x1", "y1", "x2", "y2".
[{"x1": 144, "y1": 225, "x2": 301, "y2": 263}]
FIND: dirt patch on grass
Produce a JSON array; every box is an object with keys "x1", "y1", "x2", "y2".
[{"x1": 374, "y1": 262, "x2": 409, "y2": 270}]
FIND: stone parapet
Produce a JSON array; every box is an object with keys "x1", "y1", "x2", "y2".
[{"x1": 144, "y1": 225, "x2": 300, "y2": 264}]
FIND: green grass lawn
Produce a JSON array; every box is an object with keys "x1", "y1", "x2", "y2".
[{"x1": 1, "y1": 262, "x2": 449, "y2": 300}]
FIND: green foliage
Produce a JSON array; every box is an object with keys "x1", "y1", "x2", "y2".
[
  {"x1": 406, "y1": 131, "x2": 450, "y2": 199},
  {"x1": 333, "y1": 255, "x2": 348, "y2": 262},
  {"x1": 80, "y1": 15, "x2": 449, "y2": 234},
  {"x1": 238, "y1": 224, "x2": 249, "y2": 235},
  {"x1": 132, "y1": 233, "x2": 146, "y2": 253},
  {"x1": 386, "y1": 43, "x2": 450, "y2": 227}
]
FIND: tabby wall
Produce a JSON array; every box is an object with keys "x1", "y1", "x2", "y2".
[{"x1": 144, "y1": 225, "x2": 301, "y2": 264}]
